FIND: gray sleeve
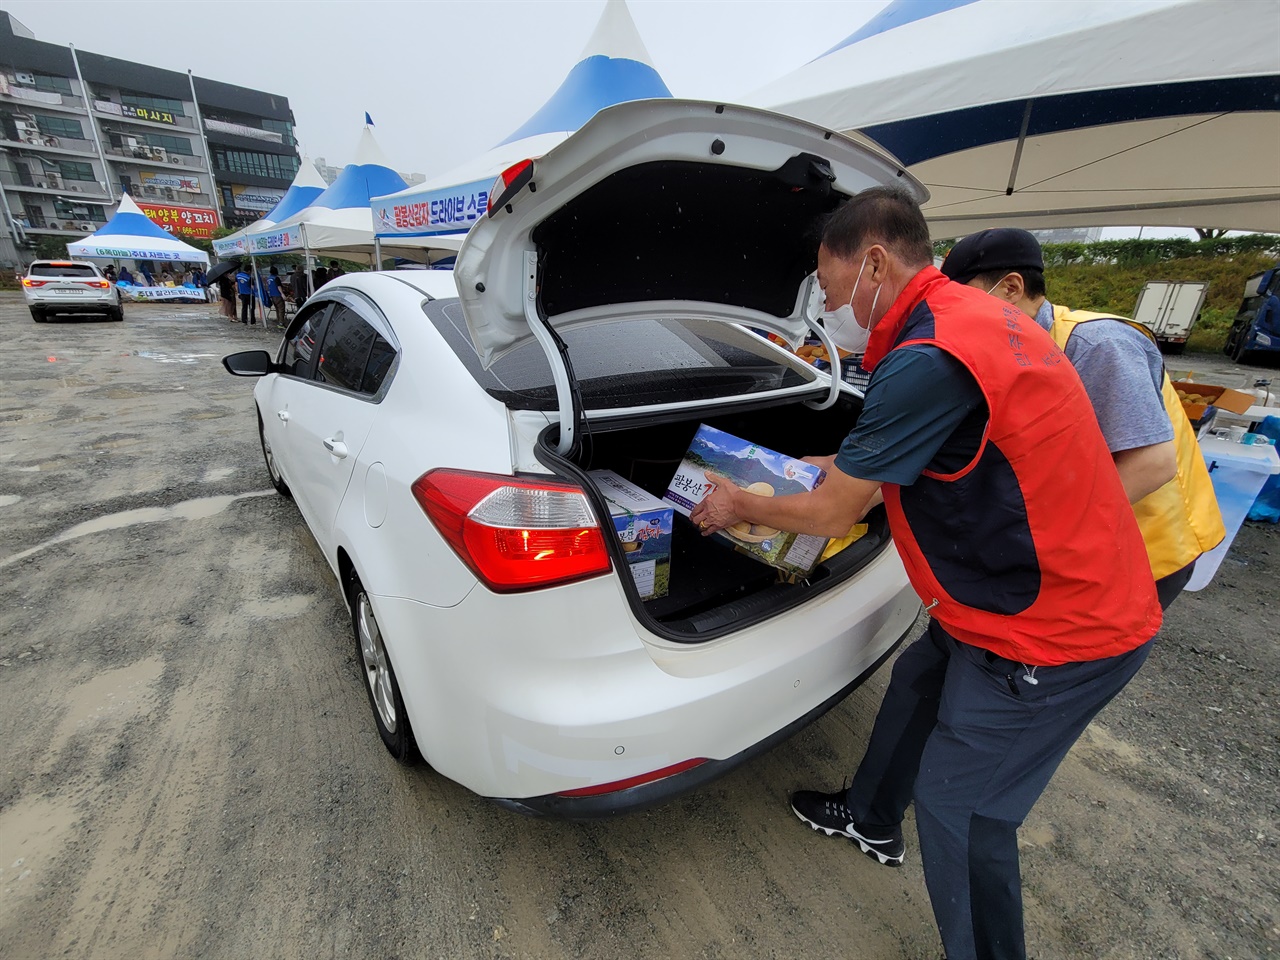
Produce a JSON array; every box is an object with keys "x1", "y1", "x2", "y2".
[{"x1": 1063, "y1": 322, "x2": 1174, "y2": 453}]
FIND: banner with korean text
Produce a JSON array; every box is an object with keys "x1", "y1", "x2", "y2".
[
  {"x1": 373, "y1": 178, "x2": 489, "y2": 238},
  {"x1": 136, "y1": 202, "x2": 219, "y2": 240},
  {"x1": 249, "y1": 225, "x2": 304, "y2": 254}
]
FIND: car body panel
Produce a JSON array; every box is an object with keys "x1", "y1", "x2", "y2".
[{"x1": 369, "y1": 544, "x2": 918, "y2": 799}]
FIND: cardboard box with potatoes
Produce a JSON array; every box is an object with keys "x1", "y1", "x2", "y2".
[{"x1": 663, "y1": 424, "x2": 830, "y2": 576}]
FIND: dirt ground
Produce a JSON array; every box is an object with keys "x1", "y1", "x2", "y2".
[{"x1": 0, "y1": 292, "x2": 1276, "y2": 960}]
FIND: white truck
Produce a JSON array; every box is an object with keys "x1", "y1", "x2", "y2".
[{"x1": 1132, "y1": 280, "x2": 1209, "y2": 354}]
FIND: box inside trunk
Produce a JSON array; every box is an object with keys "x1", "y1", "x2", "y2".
[{"x1": 537, "y1": 393, "x2": 891, "y2": 642}]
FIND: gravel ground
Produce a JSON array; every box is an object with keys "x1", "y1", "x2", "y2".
[{"x1": 0, "y1": 292, "x2": 1276, "y2": 959}]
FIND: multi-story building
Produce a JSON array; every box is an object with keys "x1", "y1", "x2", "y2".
[{"x1": 0, "y1": 10, "x2": 299, "y2": 266}]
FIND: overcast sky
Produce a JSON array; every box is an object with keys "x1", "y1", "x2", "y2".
[{"x1": 4, "y1": 0, "x2": 882, "y2": 177}]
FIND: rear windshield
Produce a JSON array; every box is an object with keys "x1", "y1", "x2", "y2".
[
  {"x1": 426, "y1": 300, "x2": 814, "y2": 411},
  {"x1": 30, "y1": 263, "x2": 98, "y2": 278}
]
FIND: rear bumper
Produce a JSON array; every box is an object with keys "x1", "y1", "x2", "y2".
[
  {"x1": 492, "y1": 617, "x2": 915, "y2": 819},
  {"x1": 27, "y1": 295, "x2": 117, "y2": 312}
]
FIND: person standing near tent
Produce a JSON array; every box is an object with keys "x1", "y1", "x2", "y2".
[
  {"x1": 104, "y1": 264, "x2": 116, "y2": 283},
  {"x1": 688, "y1": 187, "x2": 1162, "y2": 960},
  {"x1": 289, "y1": 264, "x2": 307, "y2": 307},
  {"x1": 118, "y1": 266, "x2": 134, "y2": 285},
  {"x1": 312, "y1": 263, "x2": 328, "y2": 291},
  {"x1": 267, "y1": 266, "x2": 286, "y2": 327},
  {"x1": 328, "y1": 260, "x2": 345, "y2": 280},
  {"x1": 234, "y1": 264, "x2": 255, "y2": 325},
  {"x1": 940, "y1": 228, "x2": 1224, "y2": 608},
  {"x1": 216, "y1": 271, "x2": 236, "y2": 320}
]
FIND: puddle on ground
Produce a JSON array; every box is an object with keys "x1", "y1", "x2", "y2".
[
  {"x1": 132, "y1": 350, "x2": 217, "y2": 364},
  {"x1": 91, "y1": 437, "x2": 141, "y2": 450},
  {"x1": 0, "y1": 495, "x2": 20, "y2": 507},
  {"x1": 201, "y1": 466, "x2": 235, "y2": 483},
  {"x1": 0, "y1": 490, "x2": 274, "y2": 570}
]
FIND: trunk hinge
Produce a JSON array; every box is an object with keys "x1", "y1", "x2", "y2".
[
  {"x1": 802, "y1": 273, "x2": 843, "y2": 410},
  {"x1": 522, "y1": 249, "x2": 580, "y2": 456}
]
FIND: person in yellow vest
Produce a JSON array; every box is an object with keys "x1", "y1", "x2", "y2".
[{"x1": 941, "y1": 228, "x2": 1225, "y2": 607}]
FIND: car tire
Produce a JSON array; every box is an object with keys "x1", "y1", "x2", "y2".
[
  {"x1": 348, "y1": 570, "x2": 419, "y2": 764},
  {"x1": 1230, "y1": 332, "x2": 1252, "y2": 364},
  {"x1": 108, "y1": 304, "x2": 124, "y2": 322},
  {"x1": 257, "y1": 411, "x2": 292, "y2": 498},
  {"x1": 30, "y1": 307, "x2": 46, "y2": 323}
]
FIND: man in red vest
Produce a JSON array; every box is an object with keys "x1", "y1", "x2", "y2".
[{"x1": 690, "y1": 187, "x2": 1161, "y2": 960}]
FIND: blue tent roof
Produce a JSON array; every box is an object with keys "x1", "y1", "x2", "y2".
[
  {"x1": 500, "y1": 54, "x2": 671, "y2": 145},
  {"x1": 819, "y1": 0, "x2": 979, "y2": 59},
  {"x1": 91, "y1": 195, "x2": 187, "y2": 242},
  {"x1": 307, "y1": 127, "x2": 407, "y2": 211},
  {"x1": 498, "y1": 0, "x2": 672, "y2": 146}
]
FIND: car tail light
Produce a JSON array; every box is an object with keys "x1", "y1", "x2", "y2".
[
  {"x1": 487, "y1": 159, "x2": 534, "y2": 215},
  {"x1": 555, "y1": 758, "x2": 709, "y2": 798},
  {"x1": 21, "y1": 278, "x2": 48, "y2": 287},
  {"x1": 412, "y1": 468, "x2": 610, "y2": 592},
  {"x1": 85, "y1": 279, "x2": 110, "y2": 288}
]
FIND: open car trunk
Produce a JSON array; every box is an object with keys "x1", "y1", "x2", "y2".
[{"x1": 536, "y1": 392, "x2": 890, "y2": 643}]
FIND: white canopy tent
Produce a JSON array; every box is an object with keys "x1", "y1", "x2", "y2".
[
  {"x1": 68, "y1": 193, "x2": 209, "y2": 264},
  {"x1": 371, "y1": 0, "x2": 673, "y2": 241},
  {"x1": 751, "y1": 0, "x2": 1280, "y2": 237},
  {"x1": 212, "y1": 158, "x2": 327, "y2": 258}
]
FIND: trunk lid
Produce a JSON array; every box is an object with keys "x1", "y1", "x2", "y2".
[{"x1": 454, "y1": 99, "x2": 926, "y2": 451}]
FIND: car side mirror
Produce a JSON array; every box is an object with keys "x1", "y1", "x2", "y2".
[{"x1": 222, "y1": 350, "x2": 277, "y2": 377}]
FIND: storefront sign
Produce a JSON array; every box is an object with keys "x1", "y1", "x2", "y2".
[
  {"x1": 136, "y1": 202, "x2": 219, "y2": 239},
  {"x1": 122, "y1": 104, "x2": 177, "y2": 125},
  {"x1": 373, "y1": 178, "x2": 489, "y2": 237},
  {"x1": 141, "y1": 171, "x2": 203, "y2": 192},
  {"x1": 232, "y1": 184, "x2": 285, "y2": 212}
]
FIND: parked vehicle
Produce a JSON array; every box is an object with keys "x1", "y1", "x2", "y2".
[
  {"x1": 1223, "y1": 264, "x2": 1280, "y2": 364},
  {"x1": 1132, "y1": 280, "x2": 1209, "y2": 354},
  {"x1": 222, "y1": 100, "x2": 923, "y2": 817},
  {"x1": 22, "y1": 259, "x2": 123, "y2": 322}
]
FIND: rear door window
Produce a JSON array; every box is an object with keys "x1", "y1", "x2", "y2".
[
  {"x1": 31, "y1": 263, "x2": 98, "y2": 278},
  {"x1": 312, "y1": 303, "x2": 397, "y2": 397}
]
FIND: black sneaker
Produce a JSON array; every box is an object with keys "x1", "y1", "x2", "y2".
[{"x1": 790, "y1": 789, "x2": 905, "y2": 867}]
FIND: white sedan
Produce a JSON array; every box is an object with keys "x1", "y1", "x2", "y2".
[{"x1": 222, "y1": 100, "x2": 923, "y2": 817}]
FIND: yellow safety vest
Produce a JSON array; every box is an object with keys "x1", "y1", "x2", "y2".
[{"x1": 1051, "y1": 306, "x2": 1225, "y2": 579}]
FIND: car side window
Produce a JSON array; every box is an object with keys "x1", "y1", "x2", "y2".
[
  {"x1": 362, "y1": 333, "x2": 396, "y2": 394},
  {"x1": 313, "y1": 303, "x2": 385, "y2": 395},
  {"x1": 282, "y1": 304, "x2": 329, "y2": 378}
]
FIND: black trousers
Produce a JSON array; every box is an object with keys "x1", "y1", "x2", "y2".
[
  {"x1": 239, "y1": 293, "x2": 253, "y2": 324},
  {"x1": 1155, "y1": 558, "x2": 1196, "y2": 610},
  {"x1": 846, "y1": 620, "x2": 1153, "y2": 960}
]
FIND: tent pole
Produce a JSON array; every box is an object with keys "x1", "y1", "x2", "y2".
[
  {"x1": 1005, "y1": 99, "x2": 1035, "y2": 196},
  {"x1": 250, "y1": 255, "x2": 263, "y2": 325},
  {"x1": 373, "y1": 237, "x2": 382, "y2": 272},
  {"x1": 302, "y1": 223, "x2": 313, "y2": 298}
]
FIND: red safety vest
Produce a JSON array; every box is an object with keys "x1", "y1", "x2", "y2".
[{"x1": 862, "y1": 268, "x2": 1162, "y2": 666}]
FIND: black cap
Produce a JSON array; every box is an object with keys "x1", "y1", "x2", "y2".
[{"x1": 940, "y1": 228, "x2": 1044, "y2": 284}]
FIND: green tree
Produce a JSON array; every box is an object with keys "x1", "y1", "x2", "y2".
[{"x1": 34, "y1": 236, "x2": 68, "y2": 260}]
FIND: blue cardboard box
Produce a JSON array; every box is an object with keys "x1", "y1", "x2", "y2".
[{"x1": 590, "y1": 470, "x2": 673, "y2": 600}]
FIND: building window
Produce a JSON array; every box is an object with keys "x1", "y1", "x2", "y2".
[
  {"x1": 32, "y1": 73, "x2": 73, "y2": 96},
  {"x1": 120, "y1": 91, "x2": 185, "y2": 117},
  {"x1": 213, "y1": 148, "x2": 300, "y2": 181},
  {"x1": 261, "y1": 118, "x2": 295, "y2": 146},
  {"x1": 53, "y1": 199, "x2": 105, "y2": 221},
  {"x1": 55, "y1": 160, "x2": 96, "y2": 182},
  {"x1": 144, "y1": 133, "x2": 194, "y2": 156},
  {"x1": 36, "y1": 115, "x2": 84, "y2": 139}
]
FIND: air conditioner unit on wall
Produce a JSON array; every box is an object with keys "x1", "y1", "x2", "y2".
[
  {"x1": 14, "y1": 71, "x2": 35, "y2": 85},
  {"x1": 143, "y1": 184, "x2": 158, "y2": 196}
]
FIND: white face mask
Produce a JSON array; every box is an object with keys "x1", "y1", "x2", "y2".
[
  {"x1": 821, "y1": 254, "x2": 880, "y2": 355},
  {"x1": 985, "y1": 274, "x2": 1011, "y2": 297}
]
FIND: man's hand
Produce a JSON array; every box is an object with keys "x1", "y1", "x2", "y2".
[{"x1": 689, "y1": 465, "x2": 882, "y2": 539}]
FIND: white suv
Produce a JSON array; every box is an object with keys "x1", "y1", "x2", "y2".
[{"x1": 23, "y1": 259, "x2": 123, "y2": 322}]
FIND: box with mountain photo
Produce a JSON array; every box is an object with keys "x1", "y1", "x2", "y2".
[{"x1": 663, "y1": 424, "x2": 830, "y2": 576}]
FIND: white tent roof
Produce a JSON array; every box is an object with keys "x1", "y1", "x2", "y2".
[
  {"x1": 245, "y1": 126, "x2": 409, "y2": 258},
  {"x1": 371, "y1": 0, "x2": 673, "y2": 239},
  {"x1": 212, "y1": 158, "x2": 327, "y2": 257},
  {"x1": 67, "y1": 194, "x2": 209, "y2": 263},
  {"x1": 751, "y1": 0, "x2": 1280, "y2": 236}
]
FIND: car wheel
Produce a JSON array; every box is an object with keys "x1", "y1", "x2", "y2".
[
  {"x1": 349, "y1": 570, "x2": 419, "y2": 763},
  {"x1": 1230, "y1": 332, "x2": 1251, "y2": 364},
  {"x1": 109, "y1": 304, "x2": 124, "y2": 322},
  {"x1": 30, "y1": 307, "x2": 46, "y2": 323},
  {"x1": 257, "y1": 411, "x2": 291, "y2": 498}
]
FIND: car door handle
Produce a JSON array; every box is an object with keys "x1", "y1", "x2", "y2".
[
  {"x1": 323, "y1": 437, "x2": 348, "y2": 459},
  {"x1": 277, "y1": 410, "x2": 290, "y2": 422}
]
